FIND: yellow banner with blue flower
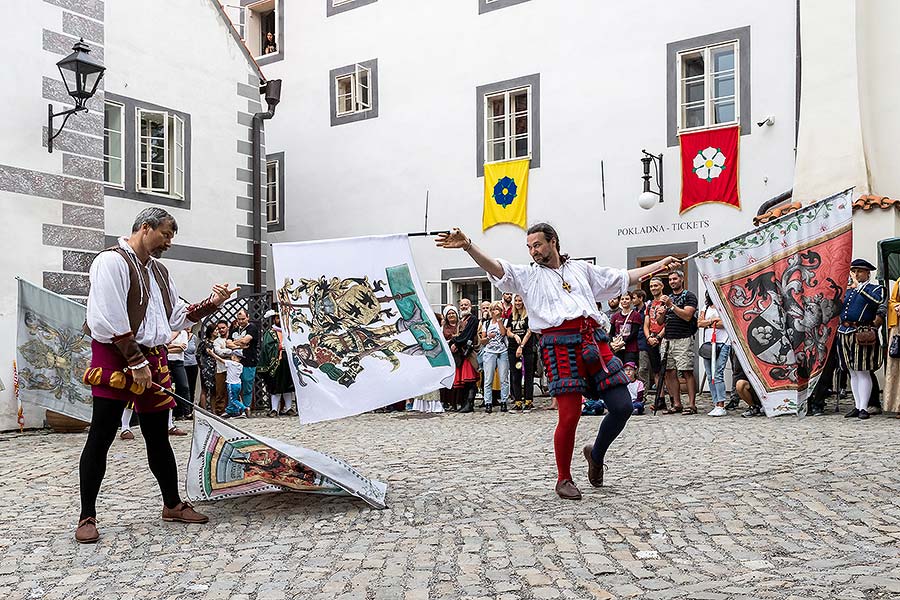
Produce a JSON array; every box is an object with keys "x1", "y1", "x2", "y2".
[{"x1": 483, "y1": 158, "x2": 529, "y2": 231}]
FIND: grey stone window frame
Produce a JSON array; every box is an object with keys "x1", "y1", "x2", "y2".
[
  {"x1": 479, "y1": 0, "x2": 532, "y2": 14},
  {"x1": 266, "y1": 151, "x2": 285, "y2": 232},
  {"x1": 104, "y1": 92, "x2": 192, "y2": 209},
  {"x1": 666, "y1": 26, "x2": 751, "y2": 147},
  {"x1": 240, "y1": 0, "x2": 284, "y2": 66},
  {"x1": 475, "y1": 73, "x2": 541, "y2": 177},
  {"x1": 329, "y1": 59, "x2": 379, "y2": 127},
  {"x1": 327, "y1": 0, "x2": 377, "y2": 17}
]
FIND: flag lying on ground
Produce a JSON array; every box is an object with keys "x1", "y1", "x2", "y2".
[
  {"x1": 680, "y1": 125, "x2": 740, "y2": 214},
  {"x1": 483, "y1": 158, "x2": 529, "y2": 231},
  {"x1": 693, "y1": 189, "x2": 854, "y2": 416},
  {"x1": 273, "y1": 234, "x2": 455, "y2": 423},
  {"x1": 16, "y1": 278, "x2": 92, "y2": 423},
  {"x1": 185, "y1": 409, "x2": 387, "y2": 508}
]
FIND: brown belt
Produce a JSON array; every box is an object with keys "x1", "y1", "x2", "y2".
[{"x1": 842, "y1": 321, "x2": 872, "y2": 328}]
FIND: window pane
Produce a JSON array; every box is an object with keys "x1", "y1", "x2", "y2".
[
  {"x1": 513, "y1": 91, "x2": 527, "y2": 112},
  {"x1": 713, "y1": 74, "x2": 734, "y2": 99},
  {"x1": 514, "y1": 136, "x2": 528, "y2": 158},
  {"x1": 105, "y1": 103, "x2": 122, "y2": 132},
  {"x1": 714, "y1": 100, "x2": 735, "y2": 124},
  {"x1": 488, "y1": 141, "x2": 506, "y2": 162},
  {"x1": 490, "y1": 118, "x2": 505, "y2": 141},
  {"x1": 684, "y1": 105, "x2": 705, "y2": 128},
  {"x1": 682, "y1": 53, "x2": 704, "y2": 78},
  {"x1": 514, "y1": 115, "x2": 527, "y2": 135},
  {"x1": 337, "y1": 77, "x2": 352, "y2": 96},
  {"x1": 684, "y1": 78, "x2": 704, "y2": 104},
  {"x1": 105, "y1": 157, "x2": 122, "y2": 185},
  {"x1": 487, "y1": 95, "x2": 505, "y2": 118},
  {"x1": 140, "y1": 167, "x2": 149, "y2": 189},
  {"x1": 712, "y1": 47, "x2": 735, "y2": 73},
  {"x1": 151, "y1": 170, "x2": 166, "y2": 190}
]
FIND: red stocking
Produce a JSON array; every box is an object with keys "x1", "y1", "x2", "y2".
[{"x1": 554, "y1": 392, "x2": 582, "y2": 482}]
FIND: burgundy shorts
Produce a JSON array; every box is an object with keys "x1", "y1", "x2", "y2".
[{"x1": 82, "y1": 341, "x2": 176, "y2": 413}]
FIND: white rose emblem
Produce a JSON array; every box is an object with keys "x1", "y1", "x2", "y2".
[{"x1": 693, "y1": 147, "x2": 726, "y2": 182}]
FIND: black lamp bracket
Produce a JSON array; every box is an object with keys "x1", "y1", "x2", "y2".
[{"x1": 47, "y1": 103, "x2": 88, "y2": 154}]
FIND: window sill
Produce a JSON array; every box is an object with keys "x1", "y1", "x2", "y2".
[{"x1": 676, "y1": 122, "x2": 739, "y2": 136}]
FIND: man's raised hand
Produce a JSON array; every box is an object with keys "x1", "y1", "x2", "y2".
[
  {"x1": 211, "y1": 284, "x2": 240, "y2": 305},
  {"x1": 435, "y1": 228, "x2": 470, "y2": 249}
]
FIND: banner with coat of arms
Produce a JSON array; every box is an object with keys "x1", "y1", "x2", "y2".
[
  {"x1": 693, "y1": 189, "x2": 854, "y2": 416},
  {"x1": 680, "y1": 125, "x2": 740, "y2": 214},
  {"x1": 16, "y1": 278, "x2": 92, "y2": 423},
  {"x1": 272, "y1": 234, "x2": 455, "y2": 424},
  {"x1": 186, "y1": 409, "x2": 387, "y2": 508}
]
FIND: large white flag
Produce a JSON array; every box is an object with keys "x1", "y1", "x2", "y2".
[
  {"x1": 272, "y1": 234, "x2": 454, "y2": 423},
  {"x1": 186, "y1": 409, "x2": 387, "y2": 508}
]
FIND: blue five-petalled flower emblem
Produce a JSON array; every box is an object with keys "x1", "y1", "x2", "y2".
[{"x1": 493, "y1": 176, "x2": 517, "y2": 208}]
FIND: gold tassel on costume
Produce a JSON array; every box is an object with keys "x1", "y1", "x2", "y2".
[
  {"x1": 130, "y1": 382, "x2": 145, "y2": 394},
  {"x1": 109, "y1": 371, "x2": 127, "y2": 390},
  {"x1": 83, "y1": 367, "x2": 103, "y2": 386}
]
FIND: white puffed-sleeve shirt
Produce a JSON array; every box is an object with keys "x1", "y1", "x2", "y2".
[
  {"x1": 86, "y1": 237, "x2": 195, "y2": 347},
  {"x1": 487, "y1": 259, "x2": 630, "y2": 332}
]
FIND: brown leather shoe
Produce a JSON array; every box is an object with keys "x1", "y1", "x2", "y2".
[
  {"x1": 583, "y1": 444, "x2": 603, "y2": 488},
  {"x1": 120, "y1": 430, "x2": 134, "y2": 440},
  {"x1": 162, "y1": 501, "x2": 209, "y2": 524},
  {"x1": 75, "y1": 517, "x2": 99, "y2": 544},
  {"x1": 168, "y1": 426, "x2": 187, "y2": 436},
  {"x1": 555, "y1": 479, "x2": 582, "y2": 500}
]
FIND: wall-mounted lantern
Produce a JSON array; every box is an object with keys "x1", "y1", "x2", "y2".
[
  {"x1": 47, "y1": 38, "x2": 105, "y2": 153},
  {"x1": 638, "y1": 149, "x2": 663, "y2": 210}
]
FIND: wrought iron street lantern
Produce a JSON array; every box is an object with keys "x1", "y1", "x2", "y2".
[{"x1": 47, "y1": 38, "x2": 106, "y2": 153}]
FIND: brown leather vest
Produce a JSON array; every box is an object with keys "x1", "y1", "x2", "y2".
[{"x1": 85, "y1": 246, "x2": 174, "y2": 337}]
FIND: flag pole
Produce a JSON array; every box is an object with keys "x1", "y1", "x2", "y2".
[
  {"x1": 407, "y1": 230, "x2": 450, "y2": 237},
  {"x1": 637, "y1": 187, "x2": 855, "y2": 283}
]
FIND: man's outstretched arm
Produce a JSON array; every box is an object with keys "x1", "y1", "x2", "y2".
[{"x1": 436, "y1": 228, "x2": 504, "y2": 279}]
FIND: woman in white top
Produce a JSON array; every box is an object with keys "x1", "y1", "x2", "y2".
[
  {"x1": 480, "y1": 301, "x2": 510, "y2": 413},
  {"x1": 698, "y1": 292, "x2": 731, "y2": 417}
]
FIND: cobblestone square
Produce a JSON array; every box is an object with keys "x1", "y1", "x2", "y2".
[{"x1": 2, "y1": 397, "x2": 900, "y2": 599}]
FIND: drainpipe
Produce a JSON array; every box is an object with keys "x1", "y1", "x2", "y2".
[{"x1": 251, "y1": 79, "x2": 282, "y2": 293}]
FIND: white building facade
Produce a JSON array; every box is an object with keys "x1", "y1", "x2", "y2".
[
  {"x1": 261, "y1": 0, "x2": 799, "y2": 309},
  {"x1": 0, "y1": 0, "x2": 270, "y2": 430}
]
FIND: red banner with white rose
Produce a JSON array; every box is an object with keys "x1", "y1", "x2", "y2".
[
  {"x1": 680, "y1": 125, "x2": 740, "y2": 214},
  {"x1": 693, "y1": 189, "x2": 854, "y2": 416}
]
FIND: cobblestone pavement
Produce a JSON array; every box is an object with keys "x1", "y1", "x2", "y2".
[{"x1": 2, "y1": 395, "x2": 900, "y2": 600}]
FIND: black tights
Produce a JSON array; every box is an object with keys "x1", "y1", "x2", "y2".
[
  {"x1": 79, "y1": 397, "x2": 181, "y2": 519},
  {"x1": 589, "y1": 383, "x2": 633, "y2": 466}
]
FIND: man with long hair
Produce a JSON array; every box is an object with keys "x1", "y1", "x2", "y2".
[{"x1": 437, "y1": 224, "x2": 678, "y2": 500}]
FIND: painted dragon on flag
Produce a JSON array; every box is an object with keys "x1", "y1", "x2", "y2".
[
  {"x1": 694, "y1": 189, "x2": 854, "y2": 416},
  {"x1": 272, "y1": 234, "x2": 455, "y2": 423}
]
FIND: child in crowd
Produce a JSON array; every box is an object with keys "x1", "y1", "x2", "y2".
[
  {"x1": 624, "y1": 361, "x2": 645, "y2": 415},
  {"x1": 214, "y1": 349, "x2": 249, "y2": 418}
]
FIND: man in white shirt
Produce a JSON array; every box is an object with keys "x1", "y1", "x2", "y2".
[
  {"x1": 437, "y1": 223, "x2": 678, "y2": 500},
  {"x1": 76, "y1": 207, "x2": 237, "y2": 544}
]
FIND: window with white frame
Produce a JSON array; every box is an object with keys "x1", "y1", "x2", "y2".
[
  {"x1": 335, "y1": 64, "x2": 371, "y2": 116},
  {"x1": 677, "y1": 41, "x2": 738, "y2": 132},
  {"x1": 244, "y1": 0, "x2": 277, "y2": 58},
  {"x1": 266, "y1": 159, "x2": 279, "y2": 224},
  {"x1": 103, "y1": 101, "x2": 124, "y2": 186},
  {"x1": 484, "y1": 86, "x2": 531, "y2": 164},
  {"x1": 330, "y1": 59, "x2": 378, "y2": 126},
  {"x1": 137, "y1": 109, "x2": 185, "y2": 199}
]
